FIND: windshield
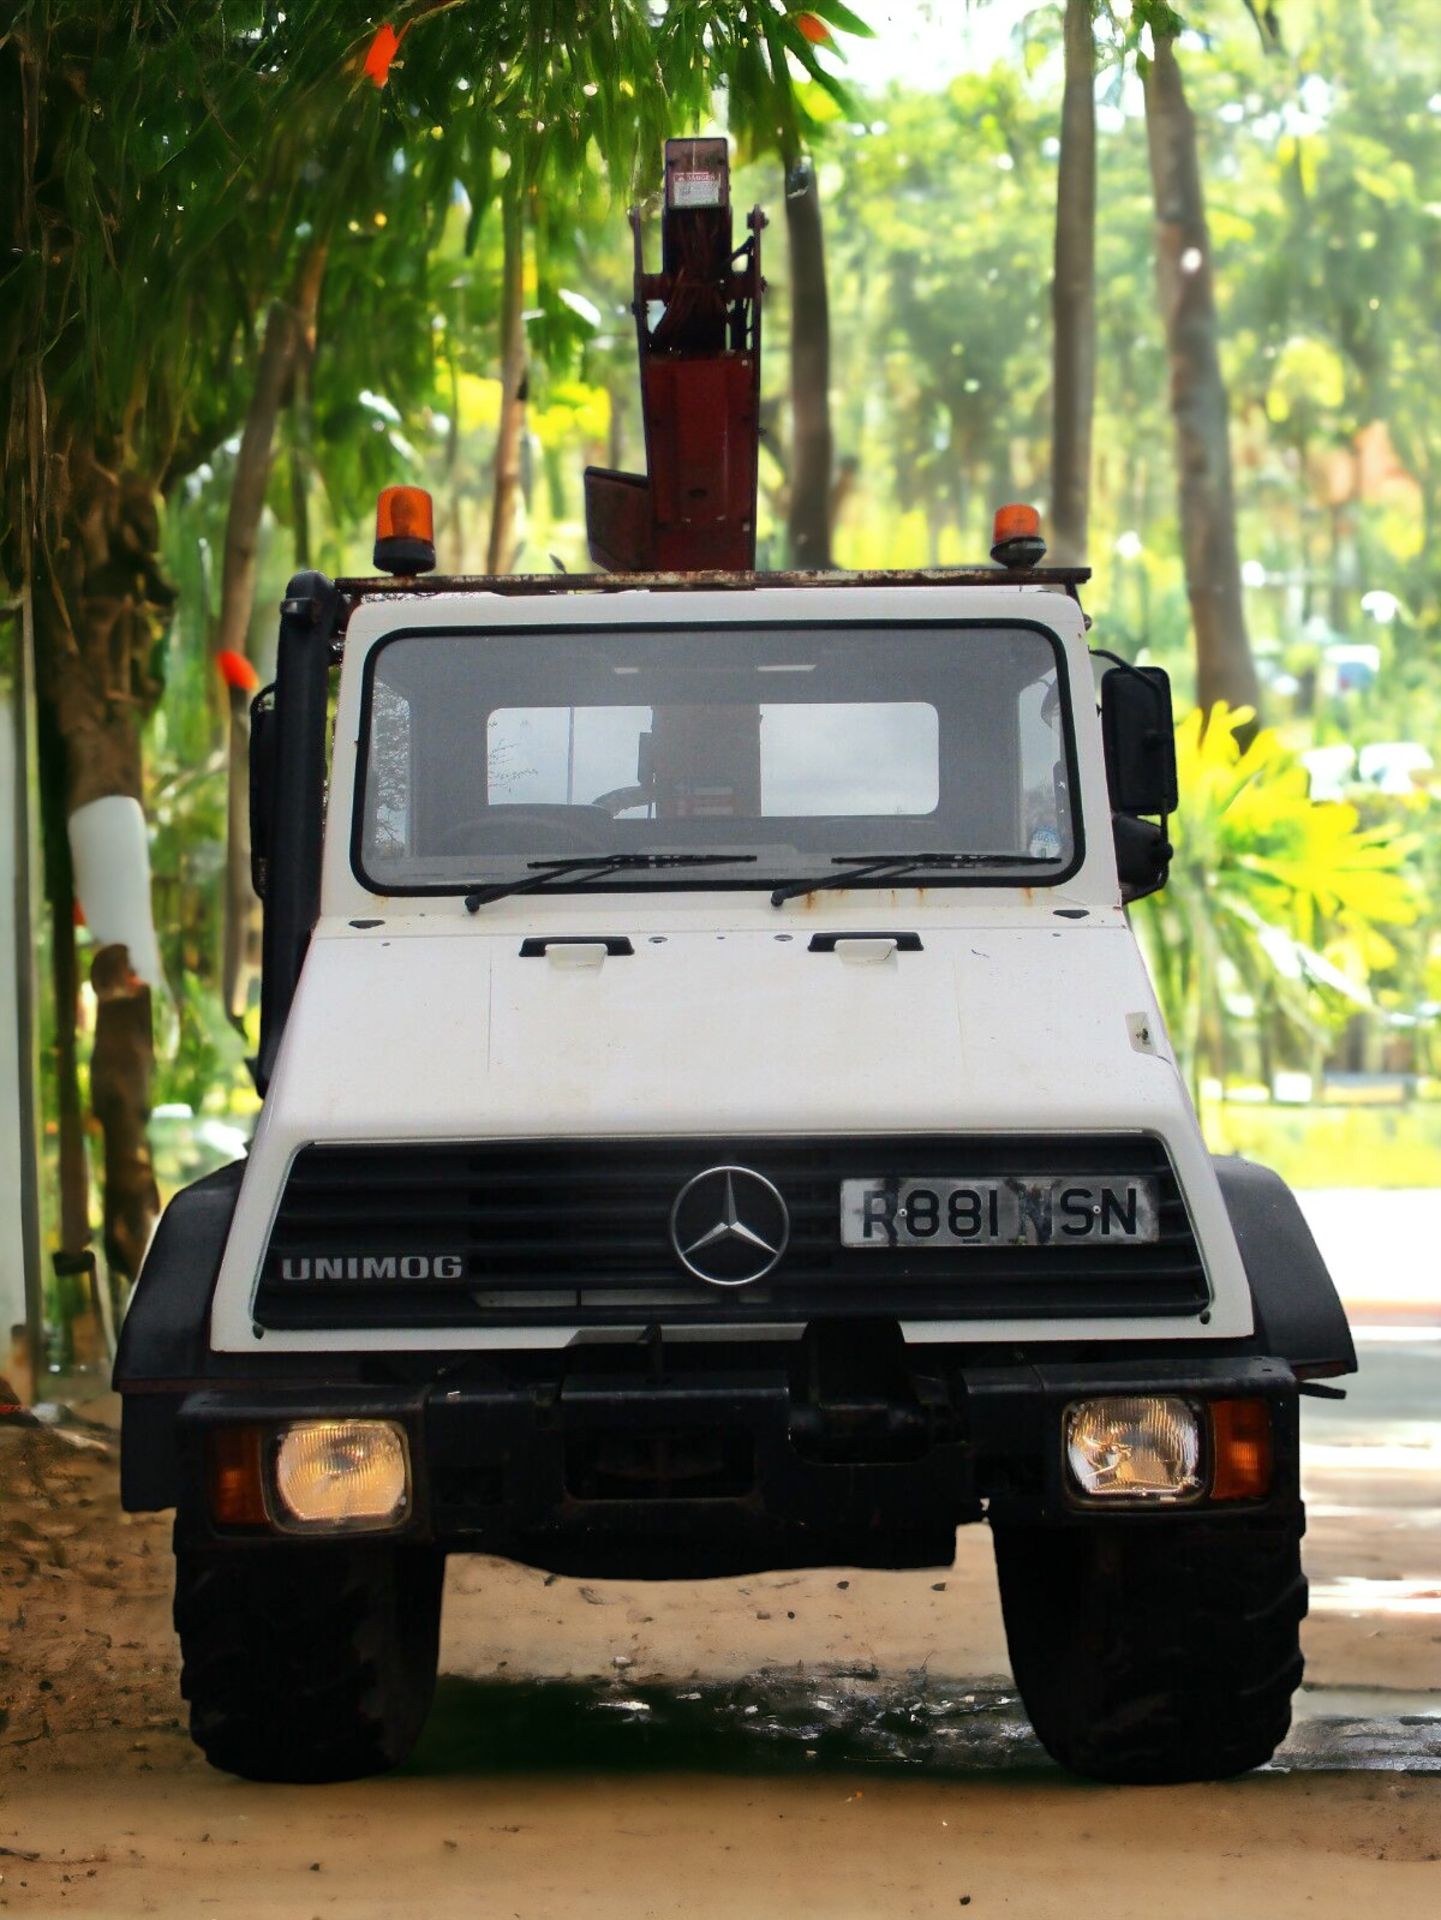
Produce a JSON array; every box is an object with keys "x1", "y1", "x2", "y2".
[{"x1": 355, "y1": 622, "x2": 1077, "y2": 894}]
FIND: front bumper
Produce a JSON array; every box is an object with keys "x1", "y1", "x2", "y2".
[{"x1": 127, "y1": 1350, "x2": 1302, "y2": 1577}]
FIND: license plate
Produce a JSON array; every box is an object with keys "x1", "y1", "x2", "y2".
[{"x1": 840, "y1": 1177, "x2": 1160, "y2": 1248}]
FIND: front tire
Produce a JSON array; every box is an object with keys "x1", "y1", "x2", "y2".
[
  {"x1": 174, "y1": 1527, "x2": 444, "y2": 1782},
  {"x1": 993, "y1": 1510, "x2": 1307, "y2": 1784}
]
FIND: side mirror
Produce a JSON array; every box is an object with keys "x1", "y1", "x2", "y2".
[
  {"x1": 249, "y1": 685, "x2": 277, "y2": 900},
  {"x1": 1101, "y1": 665, "x2": 1178, "y2": 816},
  {"x1": 1100, "y1": 665, "x2": 1176, "y2": 902}
]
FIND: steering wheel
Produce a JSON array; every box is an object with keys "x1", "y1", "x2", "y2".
[
  {"x1": 587, "y1": 783, "x2": 655, "y2": 819},
  {"x1": 435, "y1": 807, "x2": 608, "y2": 855}
]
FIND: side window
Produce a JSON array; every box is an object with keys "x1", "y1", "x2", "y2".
[
  {"x1": 365, "y1": 680, "x2": 412, "y2": 861},
  {"x1": 1017, "y1": 669, "x2": 1066, "y2": 860}
]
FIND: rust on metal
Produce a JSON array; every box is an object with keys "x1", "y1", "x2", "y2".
[
  {"x1": 334, "y1": 564, "x2": 1091, "y2": 598},
  {"x1": 327, "y1": 564, "x2": 1092, "y2": 643}
]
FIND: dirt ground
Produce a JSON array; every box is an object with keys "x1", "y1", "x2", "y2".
[{"x1": 2, "y1": 1382, "x2": 1440, "y2": 1918}]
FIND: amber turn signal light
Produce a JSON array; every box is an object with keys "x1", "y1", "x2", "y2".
[
  {"x1": 374, "y1": 485, "x2": 436, "y2": 576},
  {"x1": 206, "y1": 1425, "x2": 269, "y2": 1527},
  {"x1": 1209, "y1": 1398, "x2": 1274, "y2": 1501},
  {"x1": 990, "y1": 502, "x2": 1047, "y2": 568}
]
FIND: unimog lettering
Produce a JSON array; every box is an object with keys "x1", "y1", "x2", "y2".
[{"x1": 278, "y1": 1254, "x2": 464, "y2": 1282}]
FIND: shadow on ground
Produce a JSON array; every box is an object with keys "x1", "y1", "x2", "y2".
[
  {"x1": 406, "y1": 1671, "x2": 1047, "y2": 1778},
  {"x1": 405, "y1": 1671, "x2": 1441, "y2": 1780}
]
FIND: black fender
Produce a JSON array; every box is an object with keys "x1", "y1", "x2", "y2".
[
  {"x1": 1212, "y1": 1155, "x2": 1357, "y2": 1379},
  {"x1": 113, "y1": 1160, "x2": 244, "y2": 1508}
]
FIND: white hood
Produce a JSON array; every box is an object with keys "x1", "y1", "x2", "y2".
[
  {"x1": 258, "y1": 915, "x2": 1186, "y2": 1139},
  {"x1": 208, "y1": 909, "x2": 1253, "y2": 1351}
]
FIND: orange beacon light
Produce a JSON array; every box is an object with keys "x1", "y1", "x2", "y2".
[
  {"x1": 374, "y1": 485, "x2": 436, "y2": 576},
  {"x1": 990, "y1": 502, "x2": 1047, "y2": 569}
]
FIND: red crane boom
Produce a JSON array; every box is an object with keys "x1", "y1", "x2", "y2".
[{"x1": 584, "y1": 138, "x2": 765, "y2": 574}]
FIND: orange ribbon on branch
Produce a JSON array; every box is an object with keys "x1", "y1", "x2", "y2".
[
  {"x1": 217, "y1": 650, "x2": 260, "y2": 693},
  {"x1": 363, "y1": 22, "x2": 407, "y2": 89}
]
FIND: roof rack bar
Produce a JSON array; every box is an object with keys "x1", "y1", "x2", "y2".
[{"x1": 332, "y1": 564, "x2": 1091, "y2": 598}]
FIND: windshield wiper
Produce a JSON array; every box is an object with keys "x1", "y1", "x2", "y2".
[
  {"x1": 465, "y1": 853, "x2": 756, "y2": 913},
  {"x1": 769, "y1": 852, "x2": 1055, "y2": 909}
]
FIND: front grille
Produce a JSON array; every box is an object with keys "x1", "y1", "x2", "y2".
[{"x1": 253, "y1": 1134, "x2": 1209, "y2": 1331}]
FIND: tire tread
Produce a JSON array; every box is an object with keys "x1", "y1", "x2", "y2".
[
  {"x1": 993, "y1": 1511, "x2": 1307, "y2": 1784},
  {"x1": 173, "y1": 1524, "x2": 443, "y2": 1783}
]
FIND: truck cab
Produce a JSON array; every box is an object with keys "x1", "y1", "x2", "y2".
[{"x1": 116, "y1": 558, "x2": 1354, "y2": 1786}]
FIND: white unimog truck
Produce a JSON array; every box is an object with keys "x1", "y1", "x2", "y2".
[{"x1": 114, "y1": 145, "x2": 1354, "y2": 1786}]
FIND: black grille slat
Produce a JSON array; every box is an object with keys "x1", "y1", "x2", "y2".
[{"x1": 254, "y1": 1134, "x2": 1209, "y2": 1331}]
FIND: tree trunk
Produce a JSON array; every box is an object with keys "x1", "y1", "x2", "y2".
[
  {"x1": 216, "y1": 244, "x2": 327, "y2": 1026},
  {"x1": 784, "y1": 158, "x2": 834, "y2": 570},
  {"x1": 216, "y1": 301, "x2": 294, "y2": 1028},
  {"x1": 1049, "y1": 0, "x2": 1097, "y2": 567},
  {"x1": 36, "y1": 445, "x2": 173, "y2": 1286},
  {"x1": 487, "y1": 188, "x2": 527, "y2": 575},
  {"x1": 290, "y1": 370, "x2": 314, "y2": 572},
  {"x1": 34, "y1": 688, "x2": 91, "y2": 1272},
  {"x1": 48, "y1": 847, "x2": 91, "y2": 1261},
  {"x1": 89, "y1": 942, "x2": 158, "y2": 1283},
  {"x1": 1142, "y1": 31, "x2": 1261, "y2": 718},
  {"x1": 443, "y1": 353, "x2": 465, "y2": 572}
]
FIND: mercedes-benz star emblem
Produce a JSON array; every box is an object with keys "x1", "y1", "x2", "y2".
[{"x1": 669, "y1": 1165, "x2": 790, "y2": 1288}]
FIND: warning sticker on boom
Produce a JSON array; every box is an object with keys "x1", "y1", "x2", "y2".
[{"x1": 672, "y1": 170, "x2": 724, "y2": 207}]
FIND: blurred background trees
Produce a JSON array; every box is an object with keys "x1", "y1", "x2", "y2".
[{"x1": 3, "y1": 0, "x2": 1439, "y2": 1361}]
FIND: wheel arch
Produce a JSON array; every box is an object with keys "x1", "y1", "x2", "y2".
[
  {"x1": 113, "y1": 1159, "x2": 244, "y2": 1507},
  {"x1": 1212, "y1": 1154, "x2": 1357, "y2": 1379}
]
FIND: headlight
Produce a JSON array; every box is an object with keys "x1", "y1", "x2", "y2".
[
  {"x1": 1064, "y1": 1395, "x2": 1202, "y2": 1503},
  {"x1": 272, "y1": 1419, "x2": 411, "y2": 1531}
]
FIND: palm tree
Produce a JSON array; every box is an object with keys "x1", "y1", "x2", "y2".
[
  {"x1": 725, "y1": 5, "x2": 874, "y2": 570},
  {"x1": 1137, "y1": 4, "x2": 1262, "y2": 715},
  {"x1": 216, "y1": 242, "x2": 329, "y2": 1028},
  {"x1": 486, "y1": 181, "x2": 530, "y2": 573},
  {"x1": 1049, "y1": 0, "x2": 1097, "y2": 566},
  {"x1": 784, "y1": 153, "x2": 836, "y2": 568}
]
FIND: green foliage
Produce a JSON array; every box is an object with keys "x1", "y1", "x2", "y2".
[
  {"x1": 719, "y1": 0, "x2": 870, "y2": 166},
  {"x1": 1133, "y1": 704, "x2": 1425, "y2": 1092},
  {"x1": 804, "y1": 1, "x2": 876, "y2": 37},
  {"x1": 1128, "y1": 2, "x2": 1187, "y2": 56},
  {"x1": 1201, "y1": 1096, "x2": 1441, "y2": 1189}
]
